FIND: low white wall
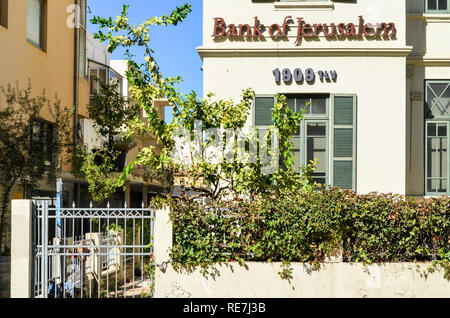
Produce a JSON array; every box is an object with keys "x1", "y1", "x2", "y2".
[
  {"x1": 153, "y1": 208, "x2": 450, "y2": 298},
  {"x1": 155, "y1": 262, "x2": 450, "y2": 298},
  {"x1": 10, "y1": 200, "x2": 32, "y2": 298}
]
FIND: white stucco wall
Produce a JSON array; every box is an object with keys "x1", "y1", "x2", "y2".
[
  {"x1": 405, "y1": 3, "x2": 450, "y2": 194},
  {"x1": 202, "y1": 0, "x2": 407, "y2": 49},
  {"x1": 202, "y1": 56, "x2": 408, "y2": 194},
  {"x1": 155, "y1": 262, "x2": 450, "y2": 298}
]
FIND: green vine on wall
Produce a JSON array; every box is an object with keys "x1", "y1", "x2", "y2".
[{"x1": 159, "y1": 188, "x2": 450, "y2": 281}]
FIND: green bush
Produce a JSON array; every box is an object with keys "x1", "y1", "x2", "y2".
[{"x1": 165, "y1": 187, "x2": 449, "y2": 279}]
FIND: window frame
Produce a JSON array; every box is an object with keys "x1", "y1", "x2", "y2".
[
  {"x1": 89, "y1": 66, "x2": 109, "y2": 97},
  {"x1": 425, "y1": 120, "x2": 449, "y2": 195},
  {"x1": 424, "y1": 79, "x2": 450, "y2": 196},
  {"x1": 109, "y1": 69, "x2": 124, "y2": 96},
  {"x1": 426, "y1": 80, "x2": 450, "y2": 118},
  {"x1": 293, "y1": 95, "x2": 330, "y2": 185},
  {"x1": 253, "y1": 93, "x2": 357, "y2": 190},
  {"x1": 89, "y1": 62, "x2": 124, "y2": 105},
  {"x1": 89, "y1": 68, "x2": 101, "y2": 95},
  {"x1": 27, "y1": 0, "x2": 45, "y2": 51},
  {"x1": 253, "y1": 94, "x2": 331, "y2": 186},
  {"x1": 425, "y1": 0, "x2": 450, "y2": 13},
  {"x1": 30, "y1": 118, "x2": 57, "y2": 165},
  {"x1": 302, "y1": 119, "x2": 329, "y2": 185},
  {"x1": 78, "y1": 0, "x2": 87, "y2": 78}
]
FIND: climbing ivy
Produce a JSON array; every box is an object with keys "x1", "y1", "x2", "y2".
[{"x1": 162, "y1": 188, "x2": 450, "y2": 280}]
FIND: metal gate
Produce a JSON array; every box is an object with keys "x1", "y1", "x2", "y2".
[{"x1": 32, "y1": 201, "x2": 155, "y2": 298}]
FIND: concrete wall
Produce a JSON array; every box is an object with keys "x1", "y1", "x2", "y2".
[
  {"x1": 155, "y1": 262, "x2": 450, "y2": 298},
  {"x1": 10, "y1": 200, "x2": 32, "y2": 298}
]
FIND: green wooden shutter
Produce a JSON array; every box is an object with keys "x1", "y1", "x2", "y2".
[
  {"x1": 254, "y1": 96, "x2": 275, "y2": 126},
  {"x1": 331, "y1": 95, "x2": 357, "y2": 190}
]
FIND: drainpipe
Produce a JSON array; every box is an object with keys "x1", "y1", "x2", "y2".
[
  {"x1": 73, "y1": 0, "x2": 79, "y2": 148},
  {"x1": 73, "y1": 0, "x2": 79, "y2": 206}
]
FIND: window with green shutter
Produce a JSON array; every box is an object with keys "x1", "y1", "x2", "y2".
[
  {"x1": 330, "y1": 95, "x2": 357, "y2": 190},
  {"x1": 254, "y1": 96, "x2": 275, "y2": 127},
  {"x1": 253, "y1": 93, "x2": 357, "y2": 190}
]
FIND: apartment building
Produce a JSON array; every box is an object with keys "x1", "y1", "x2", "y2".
[
  {"x1": 0, "y1": 0, "x2": 169, "y2": 250},
  {"x1": 0, "y1": 0, "x2": 91, "y2": 197},
  {"x1": 0, "y1": 0, "x2": 89, "y2": 251},
  {"x1": 198, "y1": 0, "x2": 450, "y2": 196}
]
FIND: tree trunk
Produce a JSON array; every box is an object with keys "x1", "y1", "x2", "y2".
[{"x1": 0, "y1": 183, "x2": 14, "y2": 254}]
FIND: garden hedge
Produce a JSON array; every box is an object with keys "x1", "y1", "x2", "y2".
[{"x1": 164, "y1": 187, "x2": 450, "y2": 279}]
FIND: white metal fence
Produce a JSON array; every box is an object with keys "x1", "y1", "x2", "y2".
[{"x1": 32, "y1": 201, "x2": 155, "y2": 298}]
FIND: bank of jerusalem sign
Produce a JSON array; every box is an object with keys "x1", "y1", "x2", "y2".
[{"x1": 212, "y1": 16, "x2": 396, "y2": 44}]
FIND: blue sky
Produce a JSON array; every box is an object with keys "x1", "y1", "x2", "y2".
[{"x1": 87, "y1": 0, "x2": 204, "y2": 121}]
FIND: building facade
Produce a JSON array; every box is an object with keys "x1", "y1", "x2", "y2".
[
  {"x1": 198, "y1": 0, "x2": 450, "y2": 196},
  {"x1": 0, "y1": 0, "x2": 90, "y2": 251},
  {"x1": 0, "y1": 0, "x2": 94, "y2": 204},
  {"x1": 0, "y1": 0, "x2": 168, "y2": 250}
]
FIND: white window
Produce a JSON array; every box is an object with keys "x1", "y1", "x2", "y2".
[
  {"x1": 89, "y1": 67, "x2": 108, "y2": 95},
  {"x1": 27, "y1": 0, "x2": 44, "y2": 50},
  {"x1": 89, "y1": 64, "x2": 123, "y2": 106},
  {"x1": 425, "y1": 80, "x2": 450, "y2": 195},
  {"x1": 79, "y1": 0, "x2": 87, "y2": 78},
  {"x1": 426, "y1": 0, "x2": 450, "y2": 13}
]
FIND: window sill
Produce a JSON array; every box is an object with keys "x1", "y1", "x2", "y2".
[
  {"x1": 425, "y1": 13, "x2": 450, "y2": 23},
  {"x1": 274, "y1": 1, "x2": 334, "y2": 11},
  {"x1": 27, "y1": 39, "x2": 46, "y2": 53},
  {"x1": 424, "y1": 195, "x2": 449, "y2": 198},
  {"x1": 407, "y1": 13, "x2": 450, "y2": 23}
]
